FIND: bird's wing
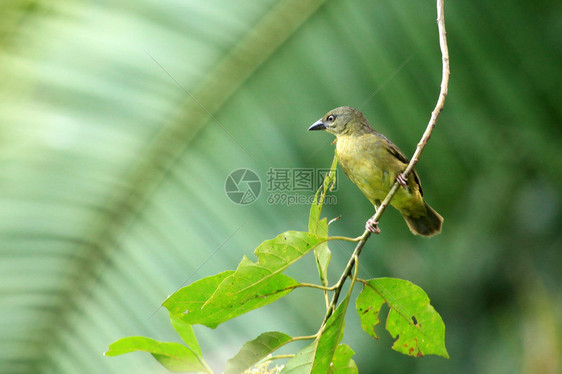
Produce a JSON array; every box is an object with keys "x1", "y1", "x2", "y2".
[{"x1": 382, "y1": 136, "x2": 424, "y2": 197}]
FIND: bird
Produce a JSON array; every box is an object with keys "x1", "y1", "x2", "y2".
[{"x1": 308, "y1": 106, "x2": 443, "y2": 237}]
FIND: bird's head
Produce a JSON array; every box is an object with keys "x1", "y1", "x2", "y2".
[{"x1": 308, "y1": 106, "x2": 369, "y2": 136}]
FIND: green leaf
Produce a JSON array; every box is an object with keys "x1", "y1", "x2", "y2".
[
  {"x1": 356, "y1": 278, "x2": 449, "y2": 358},
  {"x1": 163, "y1": 270, "x2": 236, "y2": 328},
  {"x1": 308, "y1": 153, "x2": 337, "y2": 232},
  {"x1": 308, "y1": 153, "x2": 338, "y2": 230},
  {"x1": 311, "y1": 295, "x2": 349, "y2": 373},
  {"x1": 225, "y1": 331, "x2": 292, "y2": 374},
  {"x1": 203, "y1": 231, "x2": 324, "y2": 306},
  {"x1": 167, "y1": 265, "x2": 296, "y2": 329},
  {"x1": 309, "y1": 153, "x2": 337, "y2": 286},
  {"x1": 313, "y1": 218, "x2": 331, "y2": 287},
  {"x1": 252, "y1": 231, "x2": 325, "y2": 273},
  {"x1": 280, "y1": 343, "x2": 315, "y2": 374},
  {"x1": 169, "y1": 313, "x2": 204, "y2": 358},
  {"x1": 105, "y1": 336, "x2": 211, "y2": 373},
  {"x1": 281, "y1": 294, "x2": 350, "y2": 374},
  {"x1": 329, "y1": 344, "x2": 358, "y2": 374},
  {"x1": 165, "y1": 232, "x2": 326, "y2": 329}
]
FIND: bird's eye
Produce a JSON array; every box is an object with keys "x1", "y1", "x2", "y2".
[{"x1": 327, "y1": 115, "x2": 335, "y2": 122}]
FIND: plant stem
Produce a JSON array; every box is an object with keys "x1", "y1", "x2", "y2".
[
  {"x1": 296, "y1": 282, "x2": 333, "y2": 291},
  {"x1": 323, "y1": 230, "x2": 370, "y2": 323},
  {"x1": 327, "y1": 235, "x2": 362, "y2": 242},
  {"x1": 290, "y1": 334, "x2": 318, "y2": 341}
]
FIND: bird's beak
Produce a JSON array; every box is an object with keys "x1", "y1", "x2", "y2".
[{"x1": 308, "y1": 119, "x2": 326, "y2": 131}]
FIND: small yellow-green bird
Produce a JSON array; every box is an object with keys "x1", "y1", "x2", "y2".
[{"x1": 309, "y1": 106, "x2": 443, "y2": 237}]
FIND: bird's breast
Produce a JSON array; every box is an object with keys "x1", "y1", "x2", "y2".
[{"x1": 336, "y1": 135, "x2": 393, "y2": 203}]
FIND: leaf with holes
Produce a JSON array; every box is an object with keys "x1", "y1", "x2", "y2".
[{"x1": 356, "y1": 278, "x2": 448, "y2": 358}]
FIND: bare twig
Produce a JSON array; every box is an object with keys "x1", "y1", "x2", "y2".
[{"x1": 323, "y1": 0, "x2": 450, "y2": 324}]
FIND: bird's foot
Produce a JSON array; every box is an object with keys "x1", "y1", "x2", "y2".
[
  {"x1": 396, "y1": 173, "x2": 408, "y2": 189},
  {"x1": 365, "y1": 217, "x2": 381, "y2": 234}
]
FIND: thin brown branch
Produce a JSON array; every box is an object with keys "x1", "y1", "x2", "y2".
[{"x1": 322, "y1": 0, "x2": 450, "y2": 325}]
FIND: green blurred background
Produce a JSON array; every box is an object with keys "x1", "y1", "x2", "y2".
[{"x1": 1, "y1": 0, "x2": 560, "y2": 373}]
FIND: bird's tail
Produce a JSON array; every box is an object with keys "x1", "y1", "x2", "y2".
[{"x1": 402, "y1": 202, "x2": 443, "y2": 237}]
